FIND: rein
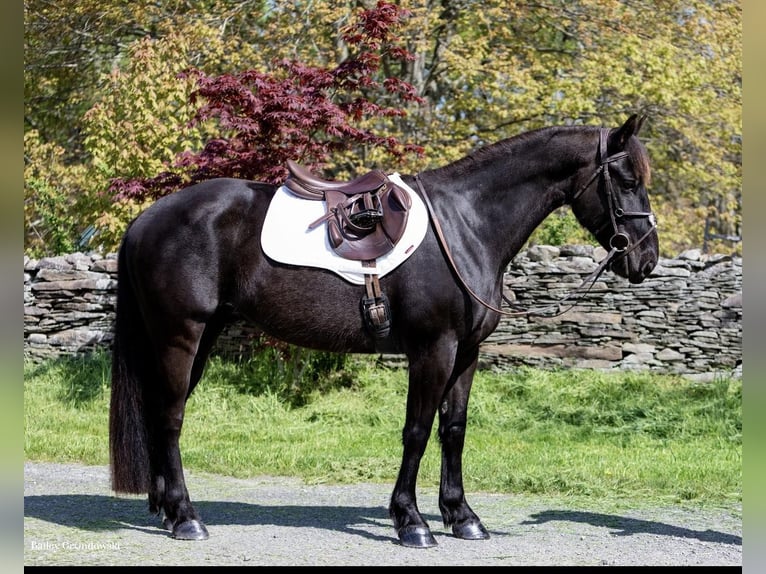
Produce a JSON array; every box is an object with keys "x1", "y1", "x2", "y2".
[{"x1": 414, "y1": 129, "x2": 657, "y2": 318}]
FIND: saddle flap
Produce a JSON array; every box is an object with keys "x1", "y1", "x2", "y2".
[{"x1": 325, "y1": 186, "x2": 411, "y2": 260}]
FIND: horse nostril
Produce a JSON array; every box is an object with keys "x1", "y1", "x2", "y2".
[{"x1": 642, "y1": 260, "x2": 656, "y2": 279}]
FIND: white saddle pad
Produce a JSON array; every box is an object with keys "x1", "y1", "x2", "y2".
[{"x1": 261, "y1": 172, "x2": 428, "y2": 285}]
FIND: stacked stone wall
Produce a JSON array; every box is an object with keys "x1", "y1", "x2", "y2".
[
  {"x1": 24, "y1": 246, "x2": 742, "y2": 378},
  {"x1": 478, "y1": 245, "x2": 741, "y2": 378}
]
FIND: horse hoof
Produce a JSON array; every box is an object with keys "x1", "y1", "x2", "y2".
[
  {"x1": 172, "y1": 519, "x2": 209, "y2": 540},
  {"x1": 397, "y1": 525, "x2": 437, "y2": 548},
  {"x1": 453, "y1": 520, "x2": 490, "y2": 540}
]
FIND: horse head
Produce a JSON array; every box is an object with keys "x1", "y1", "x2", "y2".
[{"x1": 569, "y1": 114, "x2": 659, "y2": 284}]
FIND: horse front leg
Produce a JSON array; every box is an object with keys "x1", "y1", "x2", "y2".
[
  {"x1": 437, "y1": 347, "x2": 490, "y2": 540},
  {"x1": 389, "y1": 345, "x2": 454, "y2": 548}
]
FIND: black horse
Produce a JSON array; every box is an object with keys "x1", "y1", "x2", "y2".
[{"x1": 109, "y1": 115, "x2": 658, "y2": 547}]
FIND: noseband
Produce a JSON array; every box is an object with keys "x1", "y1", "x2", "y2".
[
  {"x1": 415, "y1": 128, "x2": 657, "y2": 318},
  {"x1": 571, "y1": 129, "x2": 657, "y2": 260}
]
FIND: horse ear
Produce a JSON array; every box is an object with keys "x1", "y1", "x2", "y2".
[
  {"x1": 609, "y1": 114, "x2": 642, "y2": 150},
  {"x1": 635, "y1": 114, "x2": 647, "y2": 135}
]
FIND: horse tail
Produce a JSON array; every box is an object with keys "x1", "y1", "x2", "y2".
[{"x1": 109, "y1": 237, "x2": 152, "y2": 494}]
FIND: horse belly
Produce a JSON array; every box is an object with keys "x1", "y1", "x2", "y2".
[{"x1": 233, "y1": 262, "x2": 384, "y2": 354}]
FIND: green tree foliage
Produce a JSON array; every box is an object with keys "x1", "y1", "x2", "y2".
[
  {"x1": 79, "y1": 33, "x2": 216, "y2": 250},
  {"x1": 110, "y1": 2, "x2": 424, "y2": 203},
  {"x1": 24, "y1": 0, "x2": 267, "y2": 156},
  {"x1": 24, "y1": 0, "x2": 741, "y2": 258},
  {"x1": 23, "y1": 131, "x2": 84, "y2": 257},
  {"x1": 388, "y1": 0, "x2": 742, "y2": 254}
]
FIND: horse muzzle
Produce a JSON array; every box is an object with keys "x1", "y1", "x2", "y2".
[{"x1": 608, "y1": 230, "x2": 658, "y2": 284}]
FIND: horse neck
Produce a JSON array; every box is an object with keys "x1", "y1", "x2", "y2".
[{"x1": 423, "y1": 127, "x2": 594, "y2": 272}]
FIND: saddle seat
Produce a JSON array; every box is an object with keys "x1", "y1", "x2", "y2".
[
  {"x1": 283, "y1": 160, "x2": 412, "y2": 262},
  {"x1": 285, "y1": 159, "x2": 389, "y2": 198}
]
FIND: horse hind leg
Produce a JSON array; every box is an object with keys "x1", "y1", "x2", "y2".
[
  {"x1": 187, "y1": 309, "x2": 231, "y2": 399},
  {"x1": 145, "y1": 321, "x2": 210, "y2": 540},
  {"x1": 437, "y1": 348, "x2": 489, "y2": 541}
]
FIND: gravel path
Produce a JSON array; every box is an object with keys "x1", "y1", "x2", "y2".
[{"x1": 24, "y1": 461, "x2": 742, "y2": 567}]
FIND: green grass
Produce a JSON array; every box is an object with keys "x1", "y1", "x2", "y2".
[{"x1": 24, "y1": 351, "x2": 741, "y2": 508}]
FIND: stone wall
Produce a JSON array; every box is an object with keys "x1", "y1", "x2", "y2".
[
  {"x1": 479, "y1": 245, "x2": 741, "y2": 379},
  {"x1": 24, "y1": 252, "x2": 118, "y2": 360},
  {"x1": 23, "y1": 246, "x2": 742, "y2": 378}
]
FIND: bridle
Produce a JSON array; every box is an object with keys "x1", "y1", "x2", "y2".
[
  {"x1": 571, "y1": 128, "x2": 657, "y2": 260},
  {"x1": 414, "y1": 128, "x2": 657, "y2": 318}
]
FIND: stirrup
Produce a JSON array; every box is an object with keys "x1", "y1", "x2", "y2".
[
  {"x1": 360, "y1": 293, "x2": 391, "y2": 338},
  {"x1": 349, "y1": 207, "x2": 384, "y2": 229}
]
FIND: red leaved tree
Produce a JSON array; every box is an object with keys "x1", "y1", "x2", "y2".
[{"x1": 111, "y1": 1, "x2": 424, "y2": 202}]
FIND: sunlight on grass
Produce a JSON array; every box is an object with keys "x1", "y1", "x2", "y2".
[{"x1": 24, "y1": 352, "x2": 741, "y2": 508}]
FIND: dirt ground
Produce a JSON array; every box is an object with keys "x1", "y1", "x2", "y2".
[{"x1": 23, "y1": 461, "x2": 742, "y2": 567}]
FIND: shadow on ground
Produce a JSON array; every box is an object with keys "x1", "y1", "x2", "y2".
[
  {"x1": 25, "y1": 494, "x2": 741, "y2": 547},
  {"x1": 25, "y1": 494, "x2": 400, "y2": 542},
  {"x1": 522, "y1": 510, "x2": 741, "y2": 546}
]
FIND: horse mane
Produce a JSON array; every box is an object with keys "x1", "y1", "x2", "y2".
[
  {"x1": 425, "y1": 126, "x2": 558, "y2": 180},
  {"x1": 425, "y1": 125, "x2": 651, "y2": 186}
]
